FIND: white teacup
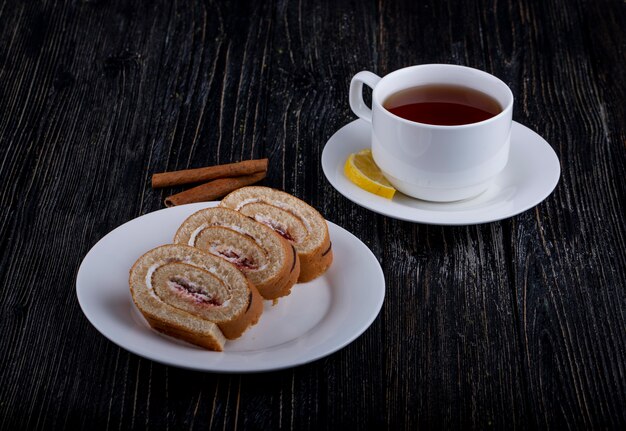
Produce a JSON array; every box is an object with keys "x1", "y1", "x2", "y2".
[{"x1": 349, "y1": 64, "x2": 514, "y2": 202}]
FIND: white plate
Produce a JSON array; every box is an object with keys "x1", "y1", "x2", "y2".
[
  {"x1": 322, "y1": 119, "x2": 560, "y2": 225},
  {"x1": 76, "y1": 202, "x2": 385, "y2": 373}
]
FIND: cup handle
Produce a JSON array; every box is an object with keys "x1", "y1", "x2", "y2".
[{"x1": 349, "y1": 71, "x2": 382, "y2": 123}]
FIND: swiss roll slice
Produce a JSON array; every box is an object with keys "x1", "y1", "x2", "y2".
[
  {"x1": 129, "y1": 244, "x2": 263, "y2": 351},
  {"x1": 174, "y1": 207, "x2": 300, "y2": 300},
  {"x1": 221, "y1": 187, "x2": 332, "y2": 282}
]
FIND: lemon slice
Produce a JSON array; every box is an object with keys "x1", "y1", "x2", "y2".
[{"x1": 344, "y1": 149, "x2": 396, "y2": 199}]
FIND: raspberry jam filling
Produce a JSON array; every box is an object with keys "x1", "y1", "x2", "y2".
[
  {"x1": 255, "y1": 217, "x2": 294, "y2": 242},
  {"x1": 273, "y1": 227, "x2": 294, "y2": 242},
  {"x1": 168, "y1": 277, "x2": 222, "y2": 306},
  {"x1": 212, "y1": 247, "x2": 258, "y2": 270}
]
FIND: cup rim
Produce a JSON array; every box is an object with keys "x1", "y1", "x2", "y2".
[{"x1": 372, "y1": 64, "x2": 514, "y2": 129}]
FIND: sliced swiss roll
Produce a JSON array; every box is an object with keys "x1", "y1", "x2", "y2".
[
  {"x1": 129, "y1": 244, "x2": 263, "y2": 351},
  {"x1": 174, "y1": 207, "x2": 300, "y2": 300},
  {"x1": 220, "y1": 186, "x2": 333, "y2": 282}
]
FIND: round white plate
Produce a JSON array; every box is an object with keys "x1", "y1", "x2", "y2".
[
  {"x1": 76, "y1": 202, "x2": 385, "y2": 373},
  {"x1": 322, "y1": 119, "x2": 561, "y2": 225}
]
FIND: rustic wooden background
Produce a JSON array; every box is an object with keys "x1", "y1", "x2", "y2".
[{"x1": 1, "y1": 0, "x2": 625, "y2": 429}]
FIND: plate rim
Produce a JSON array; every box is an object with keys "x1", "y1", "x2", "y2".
[
  {"x1": 76, "y1": 202, "x2": 385, "y2": 373},
  {"x1": 322, "y1": 119, "x2": 561, "y2": 225}
]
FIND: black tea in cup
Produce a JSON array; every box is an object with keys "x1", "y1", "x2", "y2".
[{"x1": 383, "y1": 84, "x2": 502, "y2": 126}]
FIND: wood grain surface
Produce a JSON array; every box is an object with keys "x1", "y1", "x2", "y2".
[{"x1": 0, "y1": 0, "x2": 625, "y2": 429}]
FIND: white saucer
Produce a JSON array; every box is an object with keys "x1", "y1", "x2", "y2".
[
  {"x1": 321, "y1": 119, "x2": 560, "y2": 225},
  {"x1": 76, "y1": 202, "x2": 385, "y2": 373}
]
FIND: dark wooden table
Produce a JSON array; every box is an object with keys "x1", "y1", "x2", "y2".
[{"x1": 1, "y1": 0, "x2": 625, "y2": 429}]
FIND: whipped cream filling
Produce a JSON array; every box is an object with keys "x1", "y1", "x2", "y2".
[
  {"x1": 188, "y1": 223, "x2": 208, "y2": 246},
  {"x1": 218, "y1": 223, "x2": 251, "y2": 236},
  {"x1": 237, "y1": 198, "x2": 313, "y2": 234},
  {"x1": 145, "y1": 263, "x2": 160, "y2": 299},
  {"x1": 234, "y1": 198, "x2": 261, "y2": 211}
]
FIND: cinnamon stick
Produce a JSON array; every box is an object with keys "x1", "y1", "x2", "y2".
[
  {"x1": 164, "y1": 171, "x2": 266, "y2": 207},
  {"x1": 152, "y1": 158, "x2": 268, "y2": 189}
]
